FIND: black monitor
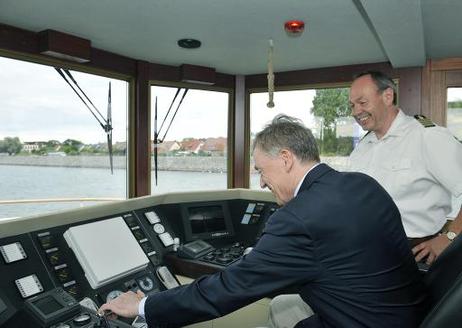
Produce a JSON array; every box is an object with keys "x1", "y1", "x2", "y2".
[{"x1": 182, "y1": 202, "x2": 234, "y2": 241}]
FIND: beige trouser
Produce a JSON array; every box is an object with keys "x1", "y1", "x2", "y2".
[{"x1": 267, "y1": 294, "x2": 314, "y2": 328}]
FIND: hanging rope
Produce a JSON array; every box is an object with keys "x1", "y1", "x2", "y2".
[{"x1": 267, "y1": 39, "x2": 275, "y2": 108}]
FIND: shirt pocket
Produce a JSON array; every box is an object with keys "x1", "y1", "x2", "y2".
[{"x1": 381, "y1": 158, "x2": 412, "y2": 197}]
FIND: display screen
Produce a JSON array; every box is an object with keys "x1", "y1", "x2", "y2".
[
  {"x1": 183, "y1": 203, "x2": 234, "y2": 241},
  {"x1": 189, "y1": 206, "x2": 226, "y2": 234},
  {"x1": 33, "y1": 296, "x2": 63, "y2": 315}
]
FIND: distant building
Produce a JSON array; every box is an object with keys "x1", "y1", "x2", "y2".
[
  {"x1": 202, "y1": 137, "x2": 227, "y2": 156},
  {"x1": 180, "y1": 139, "x2": 204, "y2": 154},
  {"x1": 153, "y1": 140, "x2": 181, "y2": 154},
  {"x1": 22, "y1": 141, "x2": 46, "y2": 152}
]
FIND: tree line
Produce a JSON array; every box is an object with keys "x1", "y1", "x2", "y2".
[{"x1": 0, "y1": 137, "x2": 125, "y2": 156}]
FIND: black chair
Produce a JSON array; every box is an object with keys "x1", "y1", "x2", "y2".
[{"x1": 420, "y1": 233, "x2": 462, "y2": 327}]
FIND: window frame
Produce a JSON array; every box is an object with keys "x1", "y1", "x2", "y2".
[
  {"x1": 149, "y1": 80, "x2": 234, "y2": 191},
  {"x1": 0, "y1": 51, "x2": 133, "y2": 208}
]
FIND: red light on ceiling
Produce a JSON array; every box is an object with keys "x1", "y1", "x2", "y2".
[{"x1": 284, "y1": 20, "x2": 305, "y2": 35}]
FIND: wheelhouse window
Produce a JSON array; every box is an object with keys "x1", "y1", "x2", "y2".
[
  {"x1": 0, "y1": 56, "x2": 128, "y2": 219},
  {"x1": 249, "y1": 88, "x2": 364, "y2": 189},
  {"x1": 447, "y1": 87, "x2": 462, "y2": 140},
  {"x1": 150, "y1": 86, "x2": 229, "y2": 193},
  {"x1": 446, "y1": 87, "x2": 462, "y2": 218}
]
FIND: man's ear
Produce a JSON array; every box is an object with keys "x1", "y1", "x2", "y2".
[
  {"x1": 279, "y1": 149, "x2": 294, "y2": 172},
  {"x1": 382, "y1": 87, "x2": 394, "y2": 106}
]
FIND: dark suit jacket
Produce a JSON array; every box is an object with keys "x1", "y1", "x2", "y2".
[{"x1": 145, "y1": 164, "x2": 426, "y2": 327}]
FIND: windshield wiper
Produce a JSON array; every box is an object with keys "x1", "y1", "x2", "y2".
[
  {"x1": 54, "y1": 68, "x2": 114, "y2": 174},
  {"x1": 153, "y1": 88, "x2": 189, "y2": 185}
]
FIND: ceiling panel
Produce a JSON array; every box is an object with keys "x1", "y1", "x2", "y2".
[{"x1": 0, "y1": 0, "x2": 461, "y2": 74}]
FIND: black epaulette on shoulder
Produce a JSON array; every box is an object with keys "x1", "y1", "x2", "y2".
[
  {"x1": 414, "y1": 114, "x2": 435, "y2": 128},
  {"x1": 360, "y1": 130, "x2": 371, "y2": 140}
]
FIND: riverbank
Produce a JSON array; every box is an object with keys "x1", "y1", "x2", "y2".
[
  {"x1": 0, "y1": 155, "x2": 228, "y2": 172},
  {"x1": 0, "y1": 155, "x2": 349, "y2": 172}
]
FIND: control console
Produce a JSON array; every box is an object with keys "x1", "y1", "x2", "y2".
[{"x1": 0, "y1": 192, "x2": 278, "y2": 327}]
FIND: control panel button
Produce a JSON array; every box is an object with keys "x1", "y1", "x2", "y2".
[
  {"x1": 153, "y1": 223, "x2": 165, "y2": 234},
  {"x1": 254, "y1": 203, "x2": 265, "y2": 214},
  {"x1": 132, "y1": 228, "x2": 146, "y2": 241},
  {"x1": 124, "y1": 216, "x2": 138, "y2": 228},
  {"x1": 47, "y1": 250, "x2": 64, "y2": 266},
  {"x1": 55, "y1": 266, "x2": 73, "y2": 283},
  {"x1": 158, "y1": 232, "x2": 174, "y2": 247},
  {"x1": 245, "y1": 203, "x2": 256, "y2": 213},
  {"x1": 141, "y1": 242, "x2": 155, "y2": 254},
  {"x1": 145, "y1": 211, "x2": 161, "y2": 225},
  {"x1": 15, "y1": 274, "x2": 44, "y2": 298},
  {"x1": 37, "y1": 234, "x2": 56, "y2": 250},
  {"x1": 63, "y1": 285, "x2": 79, "y2": 299},
  {"x1": 0, "y1": 242, "x2": 27, "y2": 263}
]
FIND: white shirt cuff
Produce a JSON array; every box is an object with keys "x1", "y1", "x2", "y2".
[{"x1": 138, "y1": 297, "x2": 147, "y2": 318}]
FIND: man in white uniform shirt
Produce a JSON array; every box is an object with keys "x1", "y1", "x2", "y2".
[
  {"x1": 267, "y1": 71, "x2": 462, "y2": 328},
  {"x1": 348, "y1": 71, "x2": 462, "y2": 265}
]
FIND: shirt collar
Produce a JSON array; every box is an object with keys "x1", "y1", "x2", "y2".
[
  {"x1": 365, "y1": 108, "x2": 407, "y2": 143},
  {"x1": 294, "y1": 162, "x2": 321, "y2": 197}
]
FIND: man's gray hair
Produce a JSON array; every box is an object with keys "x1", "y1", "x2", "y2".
[
  {"x1": 354, "y1": 71, "x2": 398, "y2": 105},
  {"x1": 252, "y1": 114, "x2": 320, "y2": 163}
]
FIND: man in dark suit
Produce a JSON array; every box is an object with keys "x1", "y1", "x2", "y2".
[{"x1": 100, "y1": 115, "x2": 426, "y2": 327}]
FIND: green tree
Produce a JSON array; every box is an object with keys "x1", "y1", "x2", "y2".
[
  {"x1": 0, "y1": 137, "x2": 22, "y2": 155},
  {"x1": 62, "y1": 139, "x2": 83, "y2": 155},
  {"x1": 448, "y1": 100, "x2": 462, "y2": 108},
  {"x1": 311, "y1": 88, "x2": 350, "y2": 154}
]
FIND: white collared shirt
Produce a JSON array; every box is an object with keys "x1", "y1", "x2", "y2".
[
  {"x1": 349, "y1": 109, "x2": 462, "y2": 237},
  {"x1": 139, "y1": 297, "x2": 147, "y2": 317}
]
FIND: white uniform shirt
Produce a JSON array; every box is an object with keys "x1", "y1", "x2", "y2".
[{"x1": 349, "y1": 109, "x2": 462, "y2": 238}]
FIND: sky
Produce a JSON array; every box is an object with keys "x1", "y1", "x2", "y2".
[
  {"x1": 0, "y1": 56, "x2": 128, "y2": 144},
  {"x1": 1, "y1": 56, "x2": 462, "y2": 144}
]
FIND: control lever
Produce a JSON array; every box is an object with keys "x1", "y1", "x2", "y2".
[
  {"x1": 95, "y1": 311, "x2": 111, "y2": 328},
  {"x1": 156, "y1": 266, "x2": 180, "y2": 289}
]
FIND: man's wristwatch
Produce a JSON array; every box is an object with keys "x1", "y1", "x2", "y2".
[{"x1": 446, "y1": 231, "x2": 458, "y2": 242}]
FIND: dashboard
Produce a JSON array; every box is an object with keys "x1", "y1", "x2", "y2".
[{"x1": 0, "y1": 189, "x2": 277, "y2": 327}]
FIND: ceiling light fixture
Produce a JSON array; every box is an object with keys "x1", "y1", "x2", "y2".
[
  {"x1": 284, "y1": 20, "x2": 305, "y2": 36},
  {"x1": 177, "y1": 39, "x2": 201, "y2": 49}
]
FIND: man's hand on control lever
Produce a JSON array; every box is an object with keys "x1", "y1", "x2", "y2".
[{"x1": 98, "y1": 290, "x2": 145, "y2": 319}]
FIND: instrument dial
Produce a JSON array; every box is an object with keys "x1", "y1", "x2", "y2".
[
  {"x1": 106, "y1": 290, "x2": 124, "y2": 303},
  {"x1": 153, "y1": 223, "x2": 165, "y2": 234},
  {"x1": 137, "y1": 276, "x2": 155, "y2": 291}
]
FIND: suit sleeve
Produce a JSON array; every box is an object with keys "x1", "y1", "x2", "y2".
[{"x1": 144, "y1": 208, "x2": 318, "y2": 327}]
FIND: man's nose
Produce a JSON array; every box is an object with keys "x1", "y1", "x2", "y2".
[{"x1": 350, "y1": 105, "x2": 359, "y2": 116}]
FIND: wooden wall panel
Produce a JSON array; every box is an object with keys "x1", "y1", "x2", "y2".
[
  {"x1": 233, "y1": 75, "x2": 246, "y2": 188},
  {"x1": 421, "y1": 58, "x2": 462, "y2": 126},
  {"x1": 135, "y1": 61, "x2": 151, "y2": 196},
  {"x1": 0, "y1": 23, "x2": 38, "y2": 54},
  {"x1": 396, "y1": 67, "x2": 422, "y2": 116}
]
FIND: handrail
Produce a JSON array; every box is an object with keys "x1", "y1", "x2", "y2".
[{"x1": 0, "y1": 197, "x2": 124, "y2": 205}]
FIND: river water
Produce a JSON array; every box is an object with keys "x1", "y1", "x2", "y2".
[
  {"x1": 1, "y1": 164, "x2": 459, "y2": 220},
  {"x1": 0, "y1": 165, "x2": 258, "y2": 219}
]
